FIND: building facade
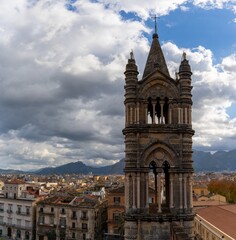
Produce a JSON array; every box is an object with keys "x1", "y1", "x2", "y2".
[
  {"x1": 123, "y1": 28, "x2": 195, "y2": 239},
  {"x1": 106, "y1": 186, "x2": 125, "y2": 240},
  {"x1": 36, "y1": 195, "x2": 107, "y2": 240},
  {"x1": 0, "y1": 180, "x2": 38, "y2": 240}
]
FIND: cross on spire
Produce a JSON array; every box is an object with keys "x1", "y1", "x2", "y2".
[{"x1": 151, "y1": 15, "x2": 159, "y2": 34}]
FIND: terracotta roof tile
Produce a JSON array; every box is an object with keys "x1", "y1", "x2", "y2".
[{"x1": 196, "y1": 205, "x2": 236, "y2": 239}]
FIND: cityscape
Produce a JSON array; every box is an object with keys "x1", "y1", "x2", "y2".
[{"x1": 1, "y1": 0, "x2": 236, "y2": 240}]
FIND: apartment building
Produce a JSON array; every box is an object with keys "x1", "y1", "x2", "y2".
[
  {"x1": 0, "y1": 179, "x2": 39, "y2": 240},
  {"x1": 36, "y1": 194, "x2": 107, "y2": 240}
]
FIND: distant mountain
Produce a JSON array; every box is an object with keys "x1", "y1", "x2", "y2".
[
  {"x1": 193, "y1": 149, "x2": 236, "y2": 172},
  {"x1": 25, "y1": 149, "x2": 236, "y2": 175},
  {"x1": 1, "y1": 149, "x2": 236, "y2": 177},
  {"x1": 0, "y1": 169, "x2": 25, "y2": 174},
  {"x1": 36, "y1": 159, "x2": 125, "y2": 175}
]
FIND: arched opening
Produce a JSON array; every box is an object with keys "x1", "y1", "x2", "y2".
[
  {"x1": 16, "y1": 229, "x2": 21, "y2": 239},
  {"x1": 147, "y1": 97, "x2": 153, "y2": 124},
  {"x1": 7, "y1": 227, "x2": 12, "y2": 238},
  {"x1": 146, "y1": 97, "x2": 169, "y2": 124},
  {"x1": 148, "y1": 160, "x2": 171, "y2": 213},
  {"x1": 25, "y1": 231, "x2": 30, "y2": 240},
  {"x1": 163, "y1": 97, "x2": 169, "y2": 124},
  {"x1": 155, "y1": 97, "x2": 161, "y2": 123}
]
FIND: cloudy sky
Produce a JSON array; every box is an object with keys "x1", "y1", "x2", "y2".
[{"x1": 0, "y1": 0, "x2": 236, "y2": 170}]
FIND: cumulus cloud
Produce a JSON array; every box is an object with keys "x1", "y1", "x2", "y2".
[
  {"x1": 0, "y1": 0, "x2": 235, "y2": 170},
  {"x1": 163, "y1": 42, "x2": 236, "y2": 151}
]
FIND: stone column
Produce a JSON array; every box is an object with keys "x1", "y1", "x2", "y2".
[
  {"x1": 170, "y1": 174, "x2": 174, "y2": 208},
  {"x1": 132, "y1": 174, "x2": 136, "y2": 209},
  {"x1": 125, "y1": 175, "x2": 129, "y2": 210},
  {"x1": 189, "y1": 175, "x2": 193, "y2": 209},
  {"x1": 145, "y1": 102, "x2": 148, "y2": 124},
  {"x1": 189, "y1": 107, "x2": 192, "y2": 124},
  {"x1": 178, "y1": 108, "x2": 181, "y2": 124},
  {"x1": 152, "y1": 101, "x2": 156, "y2": 124},
  {"x1": 184, "y1": 174, "x2": 187, "y2": 210},
  {"x1": 169, "y1": 108, "x2": 172, "y2": 124},
  {"x1": 160, "y1": 100, "x2": 164, "y2": 124},
  {"x1": 146, "y1": 173, "x2": 149, "y2": 209},
  {"x1": 158, "y1": 173, "x2": 162, "y2": 213},
  {"x1": 137, "y1": 102, "x2": 140, "y2": 124},
  {"x1": 130, "y1": 107, "x2": 133, "y2": 124},
  {"x1": 179, "y1": 174, "x2": 183, "y2": 210},
  {"x1": 137, "y1": 173, "x2": 140, "y2": 209},
  {"x1": 185, "y1": 108, "x2": 188, "y2": 124}
]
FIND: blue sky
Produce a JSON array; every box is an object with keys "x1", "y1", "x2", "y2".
[{"x1": 0, "y1": 0, "x2": 235, "y2": 170}]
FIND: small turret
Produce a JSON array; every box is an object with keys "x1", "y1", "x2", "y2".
[
  {"x1": 179, "y1": 52, "x2": 192, "y2": 77},
  {"x1": 124, "y1": 50, "x2": 138, "y2": 100},
  {"x1": 124, "y1": 50, "x2": 138, "y2": 79}
]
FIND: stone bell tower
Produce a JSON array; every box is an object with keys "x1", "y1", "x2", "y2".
[{"x1": 123, "y1": 28, "x2": 195, "y2": 239}]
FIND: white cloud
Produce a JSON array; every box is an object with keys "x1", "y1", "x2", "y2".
[{"x1": 163, "y1": 41, "x2": 236, "y2": 151}]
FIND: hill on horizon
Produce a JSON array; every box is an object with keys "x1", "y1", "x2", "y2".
[{"x1": 2, "y1": 149, "x2": 236, "y2": 175}]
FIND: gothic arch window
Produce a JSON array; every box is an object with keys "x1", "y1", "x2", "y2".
[
  {"x1": 146, "y1": 97, "x2": 169, "y2": 124},
  {"x1": 148, "y1": 159, "x2": 171, "y2": 213}
]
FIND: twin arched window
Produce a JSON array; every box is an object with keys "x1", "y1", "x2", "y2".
[{"x1": 147, "y1": 97, "x2": 169, "y2": 124}]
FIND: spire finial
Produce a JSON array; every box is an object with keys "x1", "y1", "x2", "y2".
[
  {"x1": 130, "y1": 49, "x2": 134, "y2": 59},
  {"x1": 182, "y1": 51, "x2": 187, "y2": 60},
  {"x1": 151, "y1": 15, "x2": 159, "y2": 35}
]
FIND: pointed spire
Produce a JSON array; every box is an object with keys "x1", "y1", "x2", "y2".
[{"x1": 142, "y1": 33, "x2": 170, "y2": 78}]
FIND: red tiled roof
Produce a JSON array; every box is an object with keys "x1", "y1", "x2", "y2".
[
  {"x1": 196, "y1": 205, "x2": 236, "y2": 239},
  {"x1": 5, "y1": 179, "x2": 26, "y2": 184}
]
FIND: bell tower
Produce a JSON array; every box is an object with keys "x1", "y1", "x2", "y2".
[{"x1": 123, "y1": 28, "x2": 194, "y2": 239}]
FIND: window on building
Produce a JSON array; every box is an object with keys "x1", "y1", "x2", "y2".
[
  {"x1": 114, "y1": 227, "x2": 119, "y2": 234},
  {"x1": 51, "y1": 207, "x2": 54, "y2": 213},
  {"x1": 72, "y1": 211, "x2": 76, "y2": 219},
  {"x1": 114, "y1": 197, "x2": 120, "y2": 204},
  {"x1": 60, "y1": 217, "x2": 66, "y2": 228},
  {"x1": 16, "y1": 229, "x2": 21, "y2": 238},
  {"x1": 72, "y1": 222, "x2": 75, "y2": 229},
  {"x1": 113, "y1": 212, "x2": 121, "y2": 223},
  {"x1": 25, "y1": 231, "x2": 30, "y2": 240},
  {"x1": 83, "y1": 233, "x2": 86, "y2": 240},
  {"x1": 25, "y1": 220, "x2": 30, "y2": 228},
  {"x1": 82, "y1": 223, "x2": 87, "y2": 229},
  {"x1": 39, "y1": 215, "x2": 44, "y2": 224},
  {"x1": 39, "y1": 207, "x2": 43, "y2": 213},
  {"x1": 26, "y1": 207, "x2": 30, "y2": 215},
  {"x1": 17, "y1": 219, "x2": 21, "y2": 227},
  {"x1": 17, "y1": 206, "x2": 21, "y2": 214},
  {"x1": 7, "y1": 205, "x2": 12, "y2": 213},
  {"x1": 49, "y1": 216, "x2": 54, "y2": 225},
  {"x1": 81, "y1": 211, "x2": 87, "y2": 219},
  {"x1": 61, "y1": 208, "x2": 65, "y2": 214},
  {"x1": 72, "y1": 232, "x2": 75, "y2": 239},
  {"x1": 8, "y1": 218, "x2": 12, "y2": 224},
  {"x1": 0, "y1": 204, "x2": 4, "y2": 212}
]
